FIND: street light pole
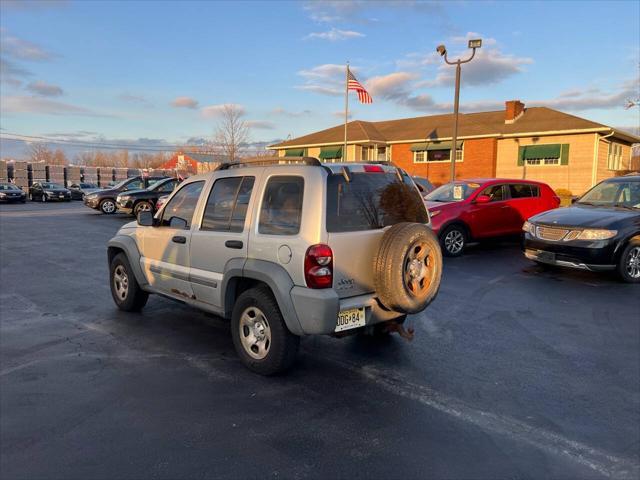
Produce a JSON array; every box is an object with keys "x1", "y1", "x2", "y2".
[{"x1": 436, "y1": 39, "x2": 482, "y2": 181}]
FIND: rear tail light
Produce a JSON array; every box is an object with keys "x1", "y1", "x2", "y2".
[
  {"x1": 304, "y1": 244, "x2": 333, "y2": 289},
  {"x1": 363, "y1": 165, "x2": 384, "y2": 173}
]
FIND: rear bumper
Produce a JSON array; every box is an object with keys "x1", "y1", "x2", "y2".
[
  {"x1": 523, "y1": 235, "x2": 617, "y2": 271},
  {"x1": 289, "y1": 287, "x2": 404, "y2": 335}
]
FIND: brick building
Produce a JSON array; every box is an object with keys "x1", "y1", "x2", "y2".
[{"x1": 270, "y1": 101, "x2": 639, "y2": 195}]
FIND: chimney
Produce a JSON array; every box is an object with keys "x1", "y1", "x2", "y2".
[{"x1": 505, "y1": 100, "x2": 525, "y2": 124}]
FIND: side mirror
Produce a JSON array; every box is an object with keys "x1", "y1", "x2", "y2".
[
  {"x1": 137, "y1": 211, "x2": 155, "y2": 226},
  {"x1": 475, "y1": 194, "x2": 491, "y2": 204}
]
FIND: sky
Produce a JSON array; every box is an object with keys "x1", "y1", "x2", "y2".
[{"x1": 0, "y1": 0, "x2": 639, "y2": 157}]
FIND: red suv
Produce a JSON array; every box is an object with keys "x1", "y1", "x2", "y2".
[{"x1": 425, "y1": 179, "x2": 559, "y2": 256}]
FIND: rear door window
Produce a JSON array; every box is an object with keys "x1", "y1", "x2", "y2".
[
  {"x1": 202, "y1": 176, "x2": 255, "y2": 232},
  {"x1": 326, "y1": 172, "x2": 428, "y2": 232},
  {"x1": 509, "y1": 184, "x2": 537, "y2": 198},
  {"x1": 259, "y1": 176, "x2": 304, "y2": 235}
]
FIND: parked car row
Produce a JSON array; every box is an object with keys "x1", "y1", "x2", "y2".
[{"x1": 83, "y1": 176, "x2": 170, "y2": 214}]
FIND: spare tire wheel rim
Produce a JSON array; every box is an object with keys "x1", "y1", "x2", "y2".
[
  {"x1": 445, "y1": 229, "x2": 464, "y2": 254},
  {"x1": 404, "y1": 240, "x2": 433, "y2": 297}
]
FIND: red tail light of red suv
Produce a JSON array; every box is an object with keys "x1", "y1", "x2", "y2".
[{"x1": 304, "y1": 244, "x2": 333, "y2": 288}]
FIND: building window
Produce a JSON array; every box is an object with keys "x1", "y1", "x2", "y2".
[
  {"x1": 525, "y1": 157, "x2": 560, "y2": 166},
  {"x1": 413, "y1": 148, "x2": 462, "y2": 163},
  {"x1": 518, "y1": 144, "x2": 569, "y2": 167},
  {"x1": 608, "y1": 143, "x2": 623, "y2": 170},
  {"x1": 377, "y1": 146, "x2": 387, "y2": 161}
]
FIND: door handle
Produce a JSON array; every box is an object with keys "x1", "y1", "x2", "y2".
[
  {"x1": 225, "y1": 240, "x2": 243, "y2": 249},
  {"x1": 172, "y1": 235, "x2": 187, "y2": 244}
]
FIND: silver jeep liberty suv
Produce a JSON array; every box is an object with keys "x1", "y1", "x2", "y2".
[{"x1": 107, "y1": 157, "x2": 443, "y2": 374}]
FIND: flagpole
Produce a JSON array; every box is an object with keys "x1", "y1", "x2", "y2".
[{"x1": 344, "y1": 62, "x2": 349, "y2": 162}]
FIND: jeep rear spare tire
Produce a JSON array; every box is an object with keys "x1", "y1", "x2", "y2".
[{"x1": 374, "y1": 222, "x2": 442, "y2": 314}]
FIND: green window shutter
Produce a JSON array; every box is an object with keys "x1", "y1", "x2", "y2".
[
  {"x1": 410, "y1": 143, "x2": 428, "y2": 152},
  {"x1": 518, "y1": 146, "x2": 525, "y2": 166},
  {"x1": 522, "y1": 144, "x2": 561, "y2": 159},
  {"x1": 560, "y1": 144, "x2": 569, "y2": 165},
  {"x1": 284, "y1": 148, "x2": 305, "y2": 157},
  {"x1": 319, "y1": 146, "x2": 342, "y2": 159}
]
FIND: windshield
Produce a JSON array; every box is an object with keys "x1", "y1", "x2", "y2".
[
  {"x1": 42, "y1": 183, "x2": 64, "y2": 189},
  {"x1": 425, "y1": 182, "x2": 481, "y2": 202},
  {"x1": 326, "y1": 172, "x2": 428, "y2": 232},
  {"x1": 80, "y1": 183, "x2": 97, "y2": 188},
  {"x1": 578, "y1": 180, "x2": 640, "y2": 208},
  {"x1": 0, "y1": 184, "x2": 20, "y2": 191}
]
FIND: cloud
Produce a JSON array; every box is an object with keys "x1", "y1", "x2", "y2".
[
  {"x1": 0, "y1": 57, "x2": 31, "y2": 86},
  {"x1": 43, "y1": 130, "x2": 98, "y2": 139},
  {"x1": 0, "y1": 30, "x2": 55, "y2": 61},
  {"x1": 296, "y1": 63, "x2": 354, "y2": 96},
  {"x1": 118, "y1": 93, "x2": 153, "y2": 106},
  {"x1": 305, "y1": 28, "x2": 365, "y2": 41},
  {"x1": 271, "y1": 107, "x2": 311, "y2": 117},
  {"x1": 171, "y1": 96, "x2": 199, "y2": 109},
  {"x1": 303, "y1": 0, "x2": 446, "y2": 24},
  {"x1": 529, "y1": 78, "x2": 639, "y2": 111},
  {"x1": 245, "y1": 120, "x2": 276, "y2": 130},
  {"x1": 26, "y1": 80, "x2": 63, "y2": 96},
  {"x1": 366, "y1": 72, "x2": 418, "y2": 100},
  {"x1": 201, "y1": 103, "x2": 246, "y2": 118},
  {"x1": 1, "y1": 95, "x2": 110, "y2": 117}
]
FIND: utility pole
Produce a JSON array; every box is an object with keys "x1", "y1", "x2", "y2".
[{"x1": 436, "y1": 39, "x2": 482, "y2": 181}]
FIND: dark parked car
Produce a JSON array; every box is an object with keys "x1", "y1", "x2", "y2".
[
  {"x1": 116, "y1": 177, "x2": 179, "y2": 216},
  {"x1": 68, "y1": 182, "x2": 101, "y2": 200},
  {"x1": 29, "y1": 182, "x2": 71, "y2": 202},
  {"x1": 523, "y1": 175, "x2": 640, "y2": 283},
  {"x1": 0, "y1": 183, "x2": 27, "y2": 203},
  {"x1": 412, "y1": 176, "x2": 435, "y2": 197},
  {"x1": 425, "y1": 178, "x2": 560, "y2": 256},
  {"x1": 83, "y1": 176, "x2": 166, "y2": 214}
]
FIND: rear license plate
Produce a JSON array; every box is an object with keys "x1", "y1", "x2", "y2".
[
  {"x1": 335, "y1": 307, "x2": 366, "y2": 332},
  {"x1": 538, "y1": 250, "x2": 556, "y2": 263}
]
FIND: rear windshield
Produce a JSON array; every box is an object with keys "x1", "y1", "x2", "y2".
[{"x1": 326, "y1": 172, "x2": 428, "y2": 232}]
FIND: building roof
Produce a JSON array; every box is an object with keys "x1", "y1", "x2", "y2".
[{"x1": 271, "y1": 107, "x2": 640, "y2": 148}]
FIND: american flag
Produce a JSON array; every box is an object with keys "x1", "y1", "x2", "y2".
[{"x1": 347, "y1": 69, "x2": 373, "y2": 104}]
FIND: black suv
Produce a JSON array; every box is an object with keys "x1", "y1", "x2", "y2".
[
  {"x1": 523, "y1": 175, "x2": 640, "y2": 282},
  {"x1": 83, "y1": 176, "x2": 166, "y2": 214},
  {"x1": 115, "y1": 177, "x2": 179, "y2": 216}
]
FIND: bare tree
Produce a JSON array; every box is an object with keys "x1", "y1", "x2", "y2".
[
  {"x1": 28, "y1": 143, "x2": 53, "y2": 163},
  {"x1": 213, "y1": 104, "x2": 250, "y2": 162},
  {"x1": 51, "y1": 149, "x2": 67, "y2": 165}
]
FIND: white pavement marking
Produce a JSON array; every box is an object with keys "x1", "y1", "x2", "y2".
[{"x1": 327, "y1": 358, "x2": 639, "y2": 480}]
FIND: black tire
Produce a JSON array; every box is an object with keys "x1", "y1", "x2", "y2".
[
  {"x1": 133, "y1": 201, "x2": 153, "y2": 217},
  {"x1": 21, "y1": 199, "x2": 26, "y2": 203},
  {"x1": 368, "y1": 316, "x2": 407, "y2": 337},
  {"x1": 440, "y1": 224, "x2": 467, "y2": 257},
  {"x1": 109, "y1": 252, "x2": 148, "y2": 311},
  {"x1": 617, "y1": 238, "x2": 640, "y2": 283},
  {"x1": 374, "y1": 222, "x2": 443, "y2": 314},
  {"x1": 41, "y1": 193, "x2": 46, "y2": 203},
  {"x1": 100, "y1": 198, "x2": 116, "y2": 214},
  {"x1": 231, "y1": 286, "x2": 299, "y2": 375}
]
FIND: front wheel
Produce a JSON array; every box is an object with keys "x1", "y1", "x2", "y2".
[
  {"x1": 618, "y1": 240, "x2": 640, "y2": 283},
  {"x1": 231, "y1": 286, "x2": 299, "y2": 375},
  {"x1": 109, "y1": 253, "x2": 148, "y2": 311},
  {"x1": 133, "y1": 201, "x2": 153, "y2": 216},
  {"x1": 440, "y1": 224, "x2": 466, "y2": 257},
  {"x1": 100, "y1": 198, "x2": 116, "y2": 214},
  {"x1": 41, "y1": 193, "x2": 46, "y2": 203}
]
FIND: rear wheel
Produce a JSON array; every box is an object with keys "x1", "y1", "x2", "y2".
[
  {"x1": 231, "y1": 286, "x2": 299, "y2": 375},
  {"x1": 41, "y1": 193, "x2": 46, "y2": 203},
  {"x1": 618, "y1": 239, "x2": 640, "y2": 283},
  {"x1": 100, "y1": 198, "x2": 116, "y2": 214},
  {"x1": 440, "y1": 224, "x2": 466, "y2": 257},
  {"x1": 133, "y1": 201, "x2": 153, "y2": 216}
]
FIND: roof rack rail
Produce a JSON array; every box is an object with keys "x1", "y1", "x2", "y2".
[{"x1": 216, "y1": 156, "x2": 322, "y2": 170}]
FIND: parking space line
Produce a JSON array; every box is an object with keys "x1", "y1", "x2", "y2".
[{"x1": 322, "y1": 357, "x2": 639, "y2": 480}]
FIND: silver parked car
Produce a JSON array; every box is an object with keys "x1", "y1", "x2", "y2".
[{"x1": 107, "y1": 158, "x2": 443, "y2": 374}]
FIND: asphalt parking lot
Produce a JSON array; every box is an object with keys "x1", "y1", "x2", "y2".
[{"x1": 1, "y1": 201, "x2": 638, "y2": 480}]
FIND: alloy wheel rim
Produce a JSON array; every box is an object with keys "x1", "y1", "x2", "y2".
[
  {"x1": 113, "y1": 265, "x2": 129, "y2": 300},
  {"x1": 403, "y1": 240, "x2": 434, "y2": 297},
  {"x1": 445, "y1": 230, "x2": 464, "y2": 254},
  {"x1": 103, "y1": 201, "x2": 115, "y2": 213},
  {"x1": 137, "y1": 203, "x2": 151, "y2": 213},
  {"x1": 626, "y1": 247, "x2": 640, "y2": 279},
  {"x1": 239, "y1": 307, "x2": 271, "y2": 360}
]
